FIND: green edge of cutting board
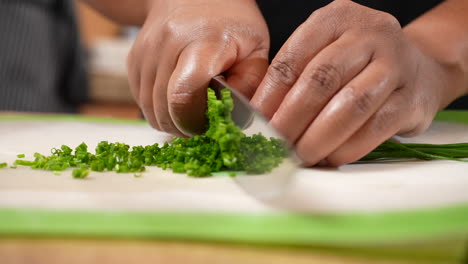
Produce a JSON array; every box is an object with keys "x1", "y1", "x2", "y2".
[{"x1": 0, "y1": 110, "x2": 467, "y2": 262}]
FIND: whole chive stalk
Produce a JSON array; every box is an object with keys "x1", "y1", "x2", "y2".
[{"x1": 360, "y1": 140, "x2": 468, "y2": 162}]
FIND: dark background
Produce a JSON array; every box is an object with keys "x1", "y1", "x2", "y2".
[{"x1": 256, "y1": 0, "x2": 468, "y2": 109}]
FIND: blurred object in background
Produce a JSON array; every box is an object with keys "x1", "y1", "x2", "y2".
[
  {"x1": 0, "y1": 1, "x2": 87, "y2": 114},
  {"x1": 75, "y1": 1, "x2": 121, "y2": 47},
  {"x1": 75, "y1": 1, "x2": 140, "y2": 120},
  {"x1": 87, "y1": 38, "x2": 134, "y2": 104}
]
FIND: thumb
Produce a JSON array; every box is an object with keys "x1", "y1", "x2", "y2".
[{"x1": 167, "y1": 41, "x2": 237, "y2": 136}]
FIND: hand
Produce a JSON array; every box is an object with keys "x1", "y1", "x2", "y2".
[
  {"x1": 251, "y1": 0, "x2": 459, "y2": 166},
  {"x1": 126, "y1": 0, "x2": 269, "y2": 136}
]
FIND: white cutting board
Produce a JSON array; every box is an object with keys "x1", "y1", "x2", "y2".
[{"x1": 0, "y1": 118, "x2": 468, "y2": 214}]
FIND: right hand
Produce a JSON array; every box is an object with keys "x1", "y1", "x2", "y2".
[{"x1": 127, "y1": 0, "x2": 270, "y2": 136}]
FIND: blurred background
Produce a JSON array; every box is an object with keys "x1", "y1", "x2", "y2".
[
  {"x1": 0, "y1": 1, "x2": 140, "y2": 120},
  {"x1": 2, "y1": 1, "x2": 465, "y2": 121},
  {"x1": 75, "y1": 2, "x2": 140, "y2": 119}
]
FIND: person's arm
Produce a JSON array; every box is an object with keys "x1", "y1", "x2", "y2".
[
  {"x1": 404, "y1": 0, "x2": 468, "y2": 109},
  {"x1": 80, "y1": 0, "x2": 151, "y2": 25}
]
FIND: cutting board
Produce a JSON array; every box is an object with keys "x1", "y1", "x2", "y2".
[
  {"x1": 0, "y1": 114, "x2": 468, "y2": 252},
  {"x1": 1, "y1": 116, "x2": 468, "y2": 213}
]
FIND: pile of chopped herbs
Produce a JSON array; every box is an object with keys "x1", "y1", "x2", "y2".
[{"x1": 10, "y1": 88, "x2": 288, "y2": 178}]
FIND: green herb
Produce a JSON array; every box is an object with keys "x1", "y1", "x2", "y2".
[
  {"x1": 0, "y1": 163, "x2": 7, "y2": 169},
  {"x1": 14, "y1": 88, "x2": 288, "y2": 178},
  {"x1": 17, "y1": 154, "x2": 25, "y2": 158},
  {"x1": 360, "y1": 140, "x2": 468, "y2": 162},
  {"x1": 72, "y1": 168, "x2": 90, "y2": 179}
]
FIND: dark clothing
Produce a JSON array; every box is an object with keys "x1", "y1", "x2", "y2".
[
  {"x1": 0, "y1": 0, "x2": 87, "y2": 113},
  {"x1": 0, "y1": 1, "x2": 465, "y2": 111},
  {"x1": 256, "y1": 0, "x2": 468, "y2": 109}
]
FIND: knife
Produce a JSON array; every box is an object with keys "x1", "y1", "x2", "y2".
[{"x1": 209, "y1": 75, "x2": 299, "y2": 201}]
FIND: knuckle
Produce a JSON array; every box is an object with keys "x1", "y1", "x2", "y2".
[
  {"x1": 139, "y1": 101, "x2": 153, "y2": 118},
  {"x1": 168, "y1": 84, "x2": 198, "y2": 113},
  {"x1": 351, "y1": 89, "x2": 374, "y2": 115},
  {"x1": 380, "y1": 12, "x2": 401, "y2": 29},
  {"x1": 307, "y1": 7, "x2": 325, "y2": 23},
  {"x1": 307, "y1": 63, "x2": 342, "y2": 94},
  {"x1": 330, "y1": 0, "x2": 351, "y2": 10},
  {"x1": 140, "y1": 106, "x2": 159, "y2": 130},
  {"x1": 139, "y1": 91, "x2": 154, "y2": 114},
  {"x1": 309, "y1": 0, "x2": 347, "y2": 21},
  {"x1": 157, "y1": 119, "x2": 177, "y2": 133},
  {"x1": 168, "y1": 91, "x2": 192, "y2": 110},
  {"x1": 306, "y1": 0, "x2": 349, "y2": 29},
  {"x1": 140, "y1": 34, "x2": 157, "y2": 51},
  {"x1": 161, "y1": 18, "x2": 181, "y2": 37},
  {"x1": 372, "y1": 12, "x2": 401, "y2": 33},
  {"x1": 217, "y1": 29, "x2": 236, "y2": 47},
  {"x1": 373, "y1": 106, "x2": 399, "y2": 135},
  {"x1": 268, "y1": 56, "x2": 301, "y2": 87},
  {"x1": 305, "y1": 8, "x2": 335, "y2": 31},
  {"x1": 398, "y1": 116, "x2": 432, "y2": 138}
]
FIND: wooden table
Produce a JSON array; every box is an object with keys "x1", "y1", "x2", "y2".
[{"x1": 2, "y1": 237, "x2": 458, "y2": 264}]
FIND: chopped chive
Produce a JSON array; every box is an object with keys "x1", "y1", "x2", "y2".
[
  {"x1": 17, "y1": 154, "x2": 25, "y2": 158},
  {"x1": 13, "y1": 88, "x2": 288, "y2": 178},
  {"x1": 0, "y1": 163, "x2": 7, "y2": 169},
  {"x1": 14, "y1": 160, "x2": 37, "y2": 166},
  {"x1": 72, "y1": 168, "x2": 89, "y2": 179}
]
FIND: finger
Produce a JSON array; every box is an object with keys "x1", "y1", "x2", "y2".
[
  {"x1": 325, "y1": 90, "x2": 407, "y2": 166},
  {"x1": 270, "y1": 33, "x2": 374, "y2": 143},
  {"x1": 251, "y1": 7, "x2": 342, "y2": 119},
  {"x1": 126, "y1": 49, "x2": 141, "y2": 101},
  {"x1": 126, "y1": 30, "x2": 146, "y2": 101},
  {"x1": 139, "y1": 48, "x2": 161, "y2": 130},
  {"x1": 296, "y1": 59, "x2": 401, "y2": 166},
  {"x1": 167, "y1": 41, "x2": 238, "y2": 136},
  {"x1": 225, "y1": 48, "x2": 269, "y2": 99},
  {"x1": 126, "y1": 45, "x2": 144, "y2": 120},
  {"x1": 128, "y1": 27, "x2": 165, "y2": 130},
  {"x1": 152, "y1": 48, "x2": 187, "y2": 137}
]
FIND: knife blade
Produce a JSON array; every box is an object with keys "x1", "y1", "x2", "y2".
[{"x1": 209, "y1": 75, "x2": 299, "y2": 201}]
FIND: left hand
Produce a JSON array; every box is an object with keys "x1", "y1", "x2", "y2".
[{"x1": 251, "y1": 0, "x2": 456, "y2": 166}]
